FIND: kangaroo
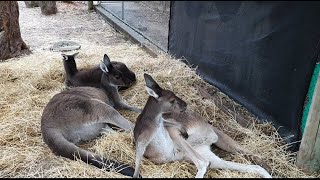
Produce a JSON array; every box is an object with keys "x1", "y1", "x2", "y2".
[
  {"x1": 61, "y1": 52, "x2": 136, "y2": 91},
  {"x1": 41, "y1": 54, "x2": 142, "y2": 177},
  {"x1": 133, "y1": 74, "x2": 272, "y2": 178}
]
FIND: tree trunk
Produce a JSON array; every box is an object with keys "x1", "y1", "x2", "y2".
[
  {"x1": 24, "y1": 1, "x2": 39, "y2": 8},
  {"x1": 88, "y1": 1, "x2": 93, "y2": 11},
  {"x1": 0, "y1": 1, "x2": 31, "y2": 61},
  {"x1": 39, "y1": 1, "x2": 57, "y2": 15}
]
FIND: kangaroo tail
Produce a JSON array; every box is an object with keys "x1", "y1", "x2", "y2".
[{"x1": 42, "y1": 129, "x2": 139, "y2": 177}]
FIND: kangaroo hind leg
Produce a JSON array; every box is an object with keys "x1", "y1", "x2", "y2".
[
  {"x1": 90, "y1": 98, "x2": 134, "y2": 132},
  {"x1": 195, "y1": 145, "x2": 272, "y2": 178},
  {"x1": 211, "y1": 126, "x2": 271, "y2": 172},
  {"x1": 167, "y1": 128, "x2": 209, "y2": 178}
]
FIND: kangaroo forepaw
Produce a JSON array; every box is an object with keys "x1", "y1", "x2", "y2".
[
  {"x1": 133, "y1": 107, "x2": 143, "y2": 113},
  {"x1": 117, "y1": 103, "x2": 142, "y2": 113}
]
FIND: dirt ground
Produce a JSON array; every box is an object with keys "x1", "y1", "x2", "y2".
[
  {"x1": 20, "y1": 1, "x2": 127, "y2": 52},
  {"x1": 0, "y1": 1, "x2": 319, "y2": 178}
]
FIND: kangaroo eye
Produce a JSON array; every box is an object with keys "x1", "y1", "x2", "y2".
[
  {"x1": 115, "y1": 75, "x2": 120, "y2": 79},
  {"x1": 170, "y1": 99, "x2": 175, "y2": 104}
]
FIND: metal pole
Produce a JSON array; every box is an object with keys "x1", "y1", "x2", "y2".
[{"x1": 121, "y1": 1, "x2": 124, "y2": 20}]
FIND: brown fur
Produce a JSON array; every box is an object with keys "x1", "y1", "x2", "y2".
[
  {"x1": 132, "y1": 74, "x2": 272, "y2": 178},
  {"x1": 163, "y1": 110, "x2": 271, "y2": 172},
  {"x1": 62, "y1": 52, "x2": 136, "y2": 90},
  {"x1": 41, "y1": 54, "x2": 141, "y2": 177}
]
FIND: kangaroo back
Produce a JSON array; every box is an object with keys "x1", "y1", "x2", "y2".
[{"x1": 41, "y1": 87, "x2": 139, "y2": 177}]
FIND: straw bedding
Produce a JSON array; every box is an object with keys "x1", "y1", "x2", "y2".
[{"x1": 0, "y1": 1, "x2": 319, "y2": 178}]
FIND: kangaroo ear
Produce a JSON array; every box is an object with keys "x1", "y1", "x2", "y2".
[
  {"x1": 61, "y1": 54, "x2": 68, "y2": 61},
  {"x1": 72, "y1": 52, "x2": 79, "y2": 57},
  {"x1": 100, "y1": 60, "x2": 109, "y2": 73},
  {"x1": 144, "y1": 73, "x2": 162, "y2": 97},
  {"x1": 103, "y1": 54, "x2": 113, "y2": 68},
  {"x1": 145, "y1": 86, "x2": 159, "y2": 99}
]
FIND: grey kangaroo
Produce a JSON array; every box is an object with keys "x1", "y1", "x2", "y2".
[
  {"x1": 41, "y1": 54, "x2": 142, "y2": 177},
  {"x1": 133, "y1": 74, "x2": 272, "y2": 178},
  {"x1": 61, "y1": 52, "x2": 136, "y2": 91}
]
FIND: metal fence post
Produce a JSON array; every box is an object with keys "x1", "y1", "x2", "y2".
[{"x1": 122, "y1": 1, "x2": 124, "y2": 20}]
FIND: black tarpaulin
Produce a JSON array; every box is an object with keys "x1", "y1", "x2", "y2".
[{"x1": 168, "y1": 1, "x2": 320, "y2": 150}]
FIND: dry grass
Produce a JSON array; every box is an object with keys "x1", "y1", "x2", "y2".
[
  {"x1": 1, "y1": 48, "x2": 319, "y2": 178},
  {"x1": 0, "y1": 1, "x2": 319, "y2": 178}
]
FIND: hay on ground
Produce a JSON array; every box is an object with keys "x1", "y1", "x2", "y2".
[
  {"x1": 0, "y1": 1, "x2": 319, "y2": 178},
  {"x1": 1, "y1": 48, "x2": 318, "y2": 178}
]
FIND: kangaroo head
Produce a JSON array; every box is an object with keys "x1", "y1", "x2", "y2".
[
  {"x1": 100, "y1": 54, "x2": 133, "y2": 88},
  {"x1": 112, "y1": 61, "x2": 136, "y2": 88},
  {"x1": 61, "y1": 52, "x2": 79, "y2": 61},
  {"x1": 144, "y1": 73, "x2": 187, "y2": 113}
]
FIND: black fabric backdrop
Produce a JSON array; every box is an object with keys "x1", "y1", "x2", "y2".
[{"x1": 168, "y1": 1, "x2": 320, "y2": 150}]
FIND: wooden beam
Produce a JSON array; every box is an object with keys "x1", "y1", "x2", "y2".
[{"x1": 297, "y1": 69, "x2": 320, "y2": 173}]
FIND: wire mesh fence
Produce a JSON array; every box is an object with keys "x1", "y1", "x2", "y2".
[{"x1": 99, "y1": 1, "x2": 170, "y2": 51}]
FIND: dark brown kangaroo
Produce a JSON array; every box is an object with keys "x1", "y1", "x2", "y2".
[
  {"x1": 133, "y1": 74, "x2": 272, "y2": 178},
  {"x1": 41, "y1": 54, "x2": 142, "y2": 177},
  {"x1": 61, "y1": 52, "x2": 136, "y2": 91}
]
